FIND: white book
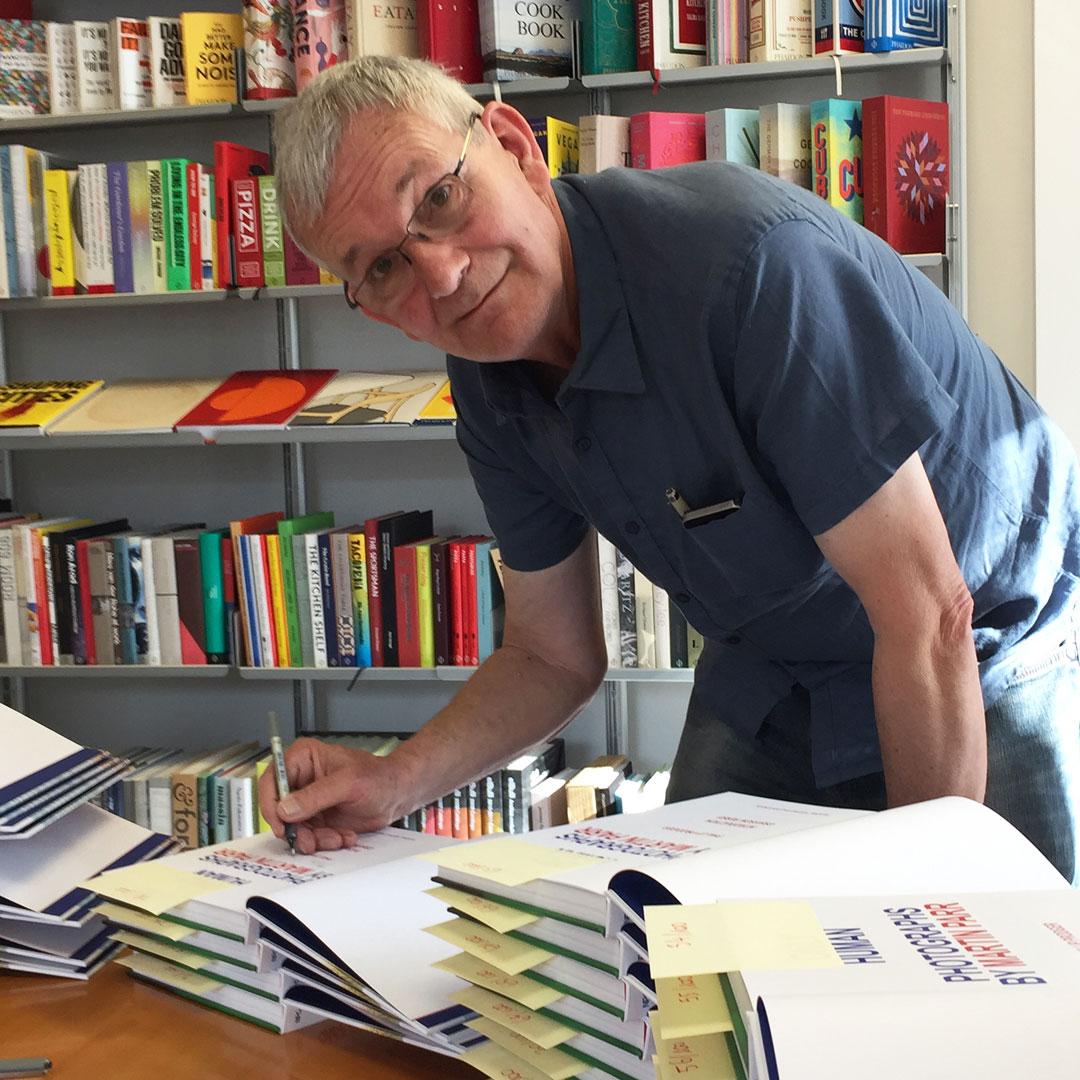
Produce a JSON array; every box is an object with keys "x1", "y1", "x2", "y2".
[
  {"x1": 228, "y1": 765, "x2": 256, "y2": 839},
  {"x1": 760, "y1": 102, "x2": 812, "y2": 188},
  {"x1": 146, "y1": 16, "x2": 186, "y2": 106},
  {"x1": 148, "y1": 535, "x2": 182, "y2": 667},
  {"x1": 595, "y1": 531, "x2": 621, "y2": 669},
  {"x1": 198, "y1": 164, "x2": 213, "y2": 287},
  {"x1": 304, "y1": 532, "x2": 328, "y2": 668},
  {"x1": 76, "y1": 163, "x2": 114, "y2": 292},
  {"x1": 73, "y1": 21, "x2": 117, "y2": 112},
  {"x1": 8, "y1": 145, "x2": 34, "y2": 298},
  {"x1": 652, "y1": 586, "x2": 671, "y2": 669},
  {"x1": 579, "y1": 115, "x2": 631, "y2": 175},
  {"x1": 246, "y1": 534, "x2": 275, "y2": 668},
  {"x1": 111, "y1": 18, "x2": 152, "y2": 110},
  {"x1": 638, "y1": 0, "x2": 706, "y2": 72},
  {"x1": 748, "y1": 0, "x2": 812, "y2": 62},
  {"x1": 46, "y1": 23, "x2": 79, "y2": 117},
  {"x1": 633, "y1": 567, "x2": 655, "y2": 669},
  {"x1": 345, "y1": 0, "x2": 419, "y2": 59},
  {"x1": 141, "y1": 538, "x2": 160, "y2": 666},
  {"x1": 0, "y1": 525, "x2": 21, "y2": 664}
]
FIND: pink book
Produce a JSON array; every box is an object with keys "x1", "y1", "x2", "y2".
[{"x1": 630, "y1": 112, "x2": 706, "y2": 169}]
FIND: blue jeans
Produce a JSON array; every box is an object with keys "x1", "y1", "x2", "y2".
[{"x1": 668, "y1": 623, "x2": 1080, "y2": 884}]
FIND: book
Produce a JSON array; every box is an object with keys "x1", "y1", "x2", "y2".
[
  {"x1": 48, "y1": 377, "x2": 222, "y2": 436},
  {"x1": 635, "y1": 0, "x2": 706, "y2": 73},
  {"x1": 174, "y1": 369, "x2": 338, "y2": 439},
  {"x1": 230, "y1": 175, "x2": 263, "y2": 288},
  {"x1": 186, "y1": 162, "x2": 202, "y2": 291},
  {"x1": 241, "y1": 0, "x2": 296, "y2": 101},
  {"x1": 283, "y1": 227, "x2": 319, "y2": 285},
  {"x1": 275, "y1": 511, "x2": 335, "y2": 668},
  {"x1": 173, "y1": 534, "x2": 208, "y2": 665},
  {"x1": 652, "y1": 585, "x2": 670, "y2": 668},
  {"x1": 814, "y1": 0, "x2": 863, "y2": 53},
  {"x1": 107, "y1": 161, "x2": 134, "y2": 294},
  {"x1": 73, "y1": 20, "x2": 116, "y2": 111},
  {"x1": 501, "y1": 739, "x2": 565, "y2": 834},
  {"x1": 0, "y1": 381, "x2": 104, "y2": 434},
  {"x1": 707, "y1": 0, "x2": 748, "y2": 64},
  {"x1": 77, "y1": 162, "x2": 115, "y2": 293},
  {"x1": 414, "y1": 378, "x2": 456, "y2": 424},
  {"x1": 865, "y1": 0, "x2": 945, "y2": 53},
  {"x1": 529, "y1": 116, "x2": 580, "y2": 177},
  {"x1": 595, "y1": 532, "x2": 620, "y2": 668},
  {"x1": 264, "y1": 532, "x2": 290, "y2": 665},
  {"x1": 748, "y1": 0, "x2": 813, "y2": 62},
  {"x1": 581, "y1": 0, "x2": 635, "y2": 74},
  {"x1": 346, "y1": 0, "x2": 420, "y2": 60},
  {"x1": 162, "y1": 157, "x2": 191, "y2": 291},
  {"x1": 198, "y1": 164, "x2": 215, "y2": 288},
  {"x1": 45, "y1": 22, "x2": 78, "y2": 117},
  {"x1": 180, "y1": 11, "x2": 244, "y2": 105},
  {"x1": 760, "y1": 101, "x2": 812, "y2": 188},
  {"x1": 112, "y1": 17, "x2": 152, "y2": 110},
  {"x1": 473, "y1": 537, "x2": 502, "y2": 664},
  {"x1": 416, "y1": 0, "x2": 482, "y2": 84},
  {"x1": 147, "y1": 16, "x2": 186, "y2": 106},
  {"x1": 614, "y1": 548, "x2": 636, "y2": 668},
  {"x1": 230, "y1": 512, "x2": 285, "y2": 667},
  {"x1": 148, "y1": 536, "x2": 182, "y2": 666},
  {"x1": 629, "y1": 111, "x2": 706, "y2": 169},
  {"x1": 292, "y1": 0, "x2": 348, "y2": 93},
  {"x1": 212, "y1": 142, "x2": 271, "y2": 288},
  {"x1": 147, "y1": 159, "x2": 167, "y2": 292},
  {"x1": 379, "y1": 510, "x2": 434, "y2": 667},
  {"x1": 478, "y1": 0, "x2": 579, "y2": 81},
  {"x1": 810, "y1": 97, "x2": 863, "y2": 222},
  {"x1": 0, "y1": 18, "x2": 47, "y2": 116},
  {"x1": 704, "y1": 107, "x2": 760, "y2": 168},
  {"x1": 42, "y1": 169, "x2": 76, "y2": 297},
  {"x1": 199, "y1": 529, "x2": 231, "y2": 665},
  {"x1": 257, "y1": 174, "x2": 286, "y2": 287},
  {"x1": 862, "y1": 94, "x2": 948, "y2": 255},
  {"x1": 578, "y1": 114, "x2": 631, "y2": 174},
  {"x1": 286, "y1": 370, "x2": 447, "y2": 426}
]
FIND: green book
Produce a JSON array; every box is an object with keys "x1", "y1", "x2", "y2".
[
  {"x1": 199, "y1": 528, "x2": 229, "y2": 663},
  {"x1": 278, "y1": 512, "x2": 334, "y2": 667},
  {"x1": 161, "y1": 157, "x2": 191, "y2": 291},
  {"x1": 258, "y1": 174, "x2": 285, "y2": 288},
  {"x1": 581, "y1": 0, "x2": 636, "y2": 75}
]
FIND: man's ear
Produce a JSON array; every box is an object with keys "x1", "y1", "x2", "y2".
[{"x1": 480, "y1": 100, "x2": 552, "y2": 193}]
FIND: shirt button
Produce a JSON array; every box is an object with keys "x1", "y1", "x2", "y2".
[
  {"x1": 575, "y1": 436, "x2": 592, "y2": 452},
  {"x1": 675, "y1": 592, "x2": 690, "y2": 604},
  {"x1": 725, "y1": 635, "x2": 742, "y2": 646},
  {"x1": 625, "y1": 521, "x2": 640, "y2": 535}
]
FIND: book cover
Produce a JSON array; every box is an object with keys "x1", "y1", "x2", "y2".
[
  {"x1": 107, "y1": 161, "x2": 134, "y2": 294},
  {"x1": 45, "y1": 22, "x2": 78, "y2": 117},
  {"x1": 185, "y1": 163, "x2": 203, "y2": 291},
  {"x1": 230, "y1": 175, "x2": 263, "y2": 288},
  {"x1": 0, "y1": 381, "x2": 104, "y2": 433},
  {"x1": 173, "y1": 535, "x2": 208, "y2": 665},
  {"x1": 147, "y1": 16, "x2": 186, "y2": 106},
  {"x1": 73, "y1": 20, "x2": 116, "y2": 111},
  {"x1": 413, "y1": 378, "x2": 456, "y2": 424},
  {"x1": 162, "y1": 157, "x2": 191, "y2": 291},
  {"x1": 629, "y1": 111, "x2": 706, "y2": 170},
  {"x1": 346, "y1": 0, "x2": 420, "y2": 60},
  {"x1": 473, "y1": 537, "x2": 502, "y2": 664},
  {"x1": 477, "y1": 0, "x2": 579, "y2": 81},
  {"x1": 111, "y1": 534, "x2": 140, "y2": 664},
  {"x1": 283, "y1": 227, "x2": 319, "y2": 285},
  {"x1": 862, "y1": 94, "x2": 948, "y2": 254},
  {"x1": 180, "y1": 12, "x2": 244, "y2": 105},
  {"x1": 865, "y1": 0, "x2": 945, "y2": 53},
  {"x1": 615, "y1": 548, "x2": 636, "y2": 668},
  {"x1": 760, "y1": 101, "x2": 812, "y2": 188},
  {"x1": 276, "y1": 511, "x2": 335, "y2": 667},
  {"x1": 121, "y1": 162, "x2": 153, "y2": 291},
  {"x1": 379, "y1": 510, "x2": 434, "y2": 666},
  {"x1": 329, "y1": 531, "x2": 358, "y2": 667},
  {"x1": 242, "y1": 0, "x2": 296, "y2": 100},
  {"x1": 258, "y1": 174, "x2": 286, "y2": 287},
  {"x1": 347, "y1": 531, "x2": 371, "y2": 667},
  {"x1": 581, "y1": 0, "x2": 635, "y2": 75},
  {"x1": 292, "y1": 0, "x2": 348, "y2": 94},
  {"x1": 112, "y1": 17, "x2": 152, "y2": 110},
  {"x1": 199, "y1": 528, "x2": 230, "y2": 664},
  {"x1": 0, "y1": 18, "x2": 47, "y2": 116},
  {"x1": 175, "y1": 369, "x2": 338, "y2": 437},
  {"x1": 213, "y1": 142, "x2": 271, "y2": 288},
  {"x1": 704, "y1": 107, "x2": 760, "y2": 168},
  {"x1": 416, "y1": 0, "x2": 482, "y2": 84},
  {"x1": 635, "y1": 0, "x2": 706, "y2": 73},
  {"x1": 462, "y1": 538, "x2": 477, "y2": 665},
  {"x1": 364, "y1": 510, "x2": 403, "y2": 667},
  {"x1": 596, "y1": 532, "x2": 620, "y2": 669},
  {"x1": 578, "y1": 114, "x2": 630, "y2": 174},
  {"x1": 633, "y1": 566, "x2": 655, "y2": 668},
  {"x1": 529, "y1": 116, "x2": 580, "y2": 177},
  {"x1": 748, "y1": 0, "x2": 812, "y2": 62},
  {"x1": 199, "y1": 165, "x2": 215, "y2": 288},
  {"x1": 28, "y1": 148, "x2": 76, "y2": 297},
  {"x1": 42, "y1": 169, "x2": 76, "y2": 297},
  {"x1": 811, "y1": 97, "x2": 863, "y2": 222},
  {"x1": 708, "y1": 0, "x2": 748, "y2": 63},
  {"x1": 393, "y1": 538, "x2": 423, "y2": 668},
  {"x1": 76, "y1": 163, "x2": 115, "y2": 294},
  {"x1": 814, "y1": 0, "x2": 863, "y2": 53},
  {"x1": 287, "y1": 370, "x2": 446, "y2": 427},
  {"x1": 147, "y1": 159, "x2": 168, "y2": 292}
]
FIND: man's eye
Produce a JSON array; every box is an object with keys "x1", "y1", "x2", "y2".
[
  {"x1": 426, "y1": 183, "x2": 452, "y2": 211},
  {"x1": 368, "y1": 253, "x2": 395, "y2": 281}
]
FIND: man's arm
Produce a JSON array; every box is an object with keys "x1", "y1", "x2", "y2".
[
  {"x1": 259, "y1": 532, "x2": 609, "y2": 852},
  {"x1": 813, "y1": 452, "x2": 987, "y2": 806}
]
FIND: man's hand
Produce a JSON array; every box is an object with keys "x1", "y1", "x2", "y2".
[{"x1": 257, "y1": 738, "x2": 411, "y2": 854}]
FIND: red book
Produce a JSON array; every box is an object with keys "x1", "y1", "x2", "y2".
[
  {"x1": 394, "y1": 540, "x2": 421, "y2": 669},
  {"x1": 364, "y1": 511, "x2": 404, "y2": 667},
  {"x1": 464, "y1": 539, "x2": 478, "y2": 666},
  {"x1": 417, "y1": 0, "x2": 483, "y2": 84},
  {"x1": 283, "y1": 229, "x2": 320, "y2": 286},
  {"x1": 449, "y1": 538, "x2": 464, "y2": 665},
  {"x1": 221, "y1": 533, "x2": 236, "y2": 665},
  {"x1": 231, "y1": 177, "x2": 264, "y2": 289},
  {"x1": 175, "y1": 369, "x2": 338, "y2": 439},
  {"x1": 423, "y1": 804, "x2": 437, "y2": 833},
  {"x1": 862, "y1": 95, "x2": 949, "y2": 255},
  {"x1": 629, "y1": 111, "x2": 706, "y2": 169},
  {"x1": 0, "y1": 3, "x2": 33, "y2": 16},
  {"x1": 174, "y1": 536, "x2": 207, "y2": 665},
  {"x1": 212, "y1": 141, "x2": 271, "y2": 287},
  {"x1": 186, "y1": 162, "x2": 202, "y2": 291}
]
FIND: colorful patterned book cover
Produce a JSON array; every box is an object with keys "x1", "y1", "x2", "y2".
[
  {"x1": 581, "y1": 0, "x2": 635, "y2": 75},
  {"x1": 865, "y1": 0, "x2": 944, "y2": 52},
  {"x1": 529, "y1": 116, "x2": 580, "y2": 177},
  {"x1": 863, "y1": 94, "x2": 948, "y2": 253},
  {"x1": 708, "y1": 0, "x2": 748, "y2": 64},
  {"x1": 242, "y1": 0, "x2": 295, "y2": 100},
  {"x1": 705, "y1": 107, "x2": 760, "y2": 168},
  {"x1": 292, "y1": 0, "x2": 348, "y2": 94},
  {"x1": 630, "y1": 111, "x2": 706, "y2": 170},
  {"x1": 478, "y1": 0, "x2": 579, "y2": 81},
  {"x1": 748, "y1": 0, "x2": 812, "y2": 63},
  {"x1": 814, "y1": 0, "x2": 863, "y2": 54},
  {"x1": 176, "y1": 369, "x2": 338, "y2": 434},
  {"x1": 0, "y1": 381, "x2": 105, "y2": 432},
  {"x1": 636, "y1": 0, "x2": 706, "y2": 72},
  {"x1": 287, "y1": 371, "x2": 446, "y2": 426},
  {"x1": 0, "y1": 18, "x2": 47, "y2": 115},
  {"x1": 810, "y1": 97, "x2": 863, "y2": 222}
]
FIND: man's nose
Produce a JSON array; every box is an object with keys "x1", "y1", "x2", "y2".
[{"x1": 404, "y1": 235, "x2": 468, "y2": 300}]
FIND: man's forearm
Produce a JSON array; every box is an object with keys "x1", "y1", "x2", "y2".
[
  {"x1": 385, "y1": 643, "x2": 603, "y2": 819},
  {"x1": 872, "y1": 628, "x2": 987, "y2": 806}
]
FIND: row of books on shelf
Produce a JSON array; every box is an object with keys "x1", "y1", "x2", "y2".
[{"x1": 0, "y1": 371, "x2": 455, "y2": 436}]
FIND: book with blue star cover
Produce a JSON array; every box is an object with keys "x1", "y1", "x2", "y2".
[{"x1": 811, "y1": 98, "x2": 863, "y2": 223}]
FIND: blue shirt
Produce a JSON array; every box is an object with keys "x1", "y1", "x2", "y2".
[{"x1": 447, "y1": 163, "x2": 1080, "y2": 786}]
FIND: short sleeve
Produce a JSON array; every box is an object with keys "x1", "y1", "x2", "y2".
[{"x1": 725, "y1": 218, "x2": 959, "y2": 536}]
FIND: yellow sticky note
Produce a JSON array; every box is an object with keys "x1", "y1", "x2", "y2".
[
  {"x1": 417, "y1": 836, "x2": 601, "y2": 887},
  {"x1": 451, "y1": 984, "x2": 574, "y2": 1050},
  {"x1": 116, "y1": 950, "x2": 223, "y2": 995},
  {"x1": 82, "y1": 862, "x2": 233, "y2": 916},
  {"x1": 112, "y1": 930, "x2": 212, "y2": 970},
  {"x1": 461, "y1": 1040, "x2": 561, "y2": 1080},
  {"x1": 654, "y1": 1030, "x2": 738, "y2": 1080},
  {"x1": 653, "y1": 973, "x2": 733, "y2": 1038},
  {"x1": 432, "y1": 952, "x2": 563, "y2": 1010},
  {"x1": 466, "y1": 1017, "x2": 583, "y2": 1080},
  {"x1": 423, "y1": 917, "x2": 553, "y2": 975},
  {"x1": 94, "y1": 901, "x2": 194, "y2": 941},
  {"x1": 644, "y1": 901, "x2": 843, "y2": 979},
  {"x1": 426, "y1": 885, "x2": 539, "y2": 933}
]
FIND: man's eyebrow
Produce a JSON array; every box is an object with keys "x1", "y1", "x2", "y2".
[{"x1": 340, "y1": 160, "x2": 431, "y2": 272}]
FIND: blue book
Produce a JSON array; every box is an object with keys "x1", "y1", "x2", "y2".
[
  {"x1": 237, "y1": 534, "x2": 261, "y2": 667},
  {"x1": 865, "y1": 0, "x2": 945, "y2": 52},
  {"x1": 473, "y1": 538, "x2": 504, "y2": 665},
  {"x1": 111, "y1": 536, "x2": 138, "y2": 664},
  {"x1": 106, "y1": 162, "x2": 133, "y2": 294}
]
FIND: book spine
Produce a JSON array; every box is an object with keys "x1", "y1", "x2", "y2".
[
  {"x1": 305, "y1": 534, "x2": 328, "y2": 668},
  {"x1": 29, "y1": 529, "x2": 52, "y2": 665},
  {"x1": 230, "y1": 176, "x2": 263, "y2": 288},
  {"x1": 248, "y1": 534, "x2": 277, "y2": 666},
  {"x1": 331, "y1": 532, "x2": 356, "y2": 667},
  {"x1": 221, "y1": 534, "x2": 237, "y2": 665},
  {"x1": 258, "y1": 174, "x2": 286, "y2": 287},
  {"x1": 415, "y1": 541, "x2": 435, "y2": 667},
  {"x1": 316, "y1": 532, "x2": 339, "y2": 666},
  {"x1": 128, "y1": 537, "x2": 149, "y2": 665},
  {"x1": 199, "y1": 530, "x2": 228, "y2": 663},
  {"x1": 171, "y1": 765, "x2": 201, "y2": 847},
  {"x1": 77, "y1": 163, "x2": 115, "y2": 293},
  {"x1": 186, "y1": 162, "x2": 202, "y2": 290},
  {"x1": 147, "y1": 17, "x2": 186, "y2": 106},
  {"x1": 174, "y1": 536, "x2": 208, "y2": 665},
  {"x1": 394, "y1": 543, "x2": 420, "y2": 668},
  {"x1": 348, "y1": 533, "x2": 371, "y2": 667},
  {"x1": 162, "y1": 158, "x2": 190, "y2": 291},
  {"x1": 379, "y1": 520, "x2": 402, "y2": 666},
  {"x1": 615, "y1": 548, "x2": 637, "y2": 668},
  {"x1": 126, "y1": 160, "x2": 153, "y2": 294},
  {"x1": 0, "y1": 149, "x2": 20, "y2": 297},
  {"x1": 141, "y1": 536, "x2": 159, "y2": 666},
  {"x1": 233, "y1": 531, "x2": 259, "y2": 666},
  {"x1": 200, "y1": 166, "x2": 215, "y2": 288},
  {"x1": 293, "y1": 0, "x2": 348, "y2": 94},
  {"x1": 103, "y1": 540, "x2": 124, "y2": 664},
  {"x1": 596, "y1": 531, "x2": 620, "y2": 668},
  {"x1": 57, "y1": 537, "x2": 80, "y2": 665},
  {"x1": 112, "y1": 536, "x2": 137, "y2": 664},
  {"x1": 85, "y1": 539, "x2": 115, "y2": 666},
  {"x1": 106, "y1": 162, "x2": 133, "y2": 294},
  {"x1": 283, "y1": 227, "x2": 319, "y2": 285},
  {"x1": 668, "y1": 597, "x2": 688, "y2": 668},
  {"x1": 0, "y1": 528, "x2": 18, "y2": 665},
  {"x1": 43, "y1": 169, "x2": 75, "y2": 296},
  {"x1": 46, "y1": 23, "x2": 79, "y2": 117},
  {"x1": 464, "y1": 540, "x2": 478, "y2": 666},
  {"x1": 147, "y1": 160, "x2": 167, "y2": 292},
  {"x1": 113, "y1": 17, "x2": 152, "y2": 109},
  {"x1": 474, "y1": 541, "x2": 496, "y2": 664},
  {"x1": 652, "y1": 585, "x2": 671, "y2": 669},
  {"x1": 265, "y1": 533, "x2": 291, "y2": 666},
  {"x1": 430, "y1": 540, "x2": 451, "y2": 667},
  {"x1": 290, "y1": 532, "x2": 313, "y2": 666},
  {"x1": 365, "y1": 520, "x2": 386, "y2": 666},
  {"x1": 634, "y1": 567, "x2": 655, "y2": 668},
  {"x1": 450, "y1": 539, "x2": 464, "y2": 666}
]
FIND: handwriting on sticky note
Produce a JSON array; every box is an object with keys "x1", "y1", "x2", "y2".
[
  {"x1": 654, "y1": 973, "x2": 733, "y2": 1038},
  {"x1": 654, "y1": 1030, "x2": 737, "y2": 1080}
]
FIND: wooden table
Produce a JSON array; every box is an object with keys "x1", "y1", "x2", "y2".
[{"x1": 0, "y1": 964, "x2": 480, "y2": 1079}]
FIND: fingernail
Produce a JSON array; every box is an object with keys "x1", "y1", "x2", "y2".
[{"x1": 279, "y1": 796, "x2": 299, "y2": 818}]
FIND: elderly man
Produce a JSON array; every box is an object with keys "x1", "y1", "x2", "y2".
[{"x1": 260, "y1": 56, "x2": 1080, "y2": 881}]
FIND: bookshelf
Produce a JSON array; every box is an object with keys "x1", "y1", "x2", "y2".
[{"x1": 0, "y1": 0, "x2": 966, "y2": 776}]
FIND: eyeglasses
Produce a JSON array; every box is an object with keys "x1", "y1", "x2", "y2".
[{"x1": 343, "y1": 115, "x2": 481, "y2": 313}]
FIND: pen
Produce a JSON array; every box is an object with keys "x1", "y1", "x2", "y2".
[
  {"x1": 0, "y1": 1059, "x2": 52, "y2": 1079},
  {"x1": 268, "y1": 710, "x2": 297, "y2": 855}
]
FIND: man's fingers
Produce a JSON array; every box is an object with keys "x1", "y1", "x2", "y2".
[{"x1": 277, "y1": 770, "x2": 358, "y2": 823}]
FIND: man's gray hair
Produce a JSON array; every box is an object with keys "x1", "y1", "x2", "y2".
[{"x1": 273, "y1": 56, "x2": 482, "y2": 241}]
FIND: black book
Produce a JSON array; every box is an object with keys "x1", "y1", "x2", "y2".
[
  {"x1": 668, "y1": 601, "x2": 689, "y2": 668},
  {"x1": 378, "y1": 509, "x2": 433, "y2": 666}
]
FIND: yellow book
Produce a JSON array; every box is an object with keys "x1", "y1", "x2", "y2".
[
  {"x1": 414, "y1": 378, "x2": 456, "y2": 424},
  {"x1": 530, "y1": 117, "x2": 580, "y2": 178},
  {"x1": 179, "y1": 12, "x2": 243, "y2": 105},
  {"x1": 254, "y1": 756, "x2": 273, "y2": 833},
  {"x1": 318, "y1": 267, "x2": 342, "y2": 285},
  {"x1": 415, "y1": 538, "x2": 437, "y2": 668},
  {"x1": 0, "y1": 381, "x2": 105, "y2": 433},
  {"x1": 43, "y1": 169, "x2": 76, "y2": 297},
  {"x1": 265, "y1": 532, "x2": 290, "y2": 667}
]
